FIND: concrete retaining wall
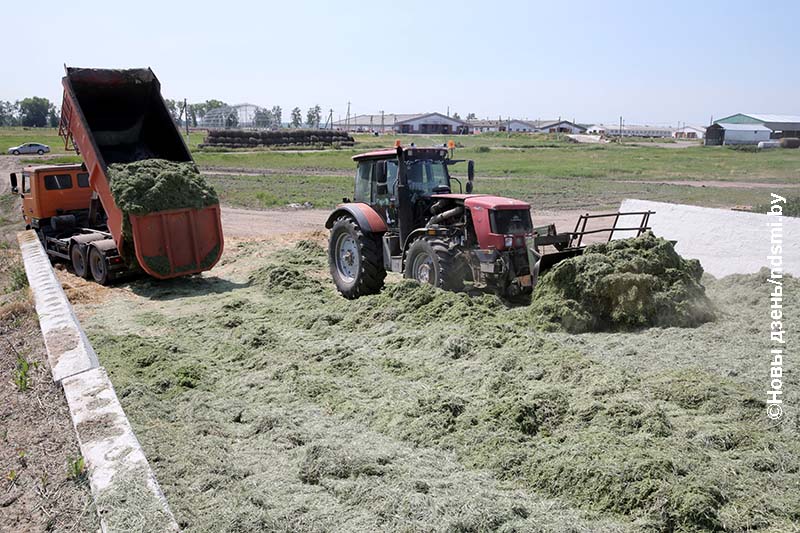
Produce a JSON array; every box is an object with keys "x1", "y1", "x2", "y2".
[
  {"x1": 17, "y1": 231, "x2": 179, "y2": 533},
  {"x1": 615, "y1": 199, "x2": 798, "y2": 277}
]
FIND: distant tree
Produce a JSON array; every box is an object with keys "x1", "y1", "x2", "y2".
[
  {"x1": 290, "y1": 107, "x2": 302, "y2": 128},
  {"x1": 466, "y1": 113, "x2": 476, "y2": 120},
  {"x1": 0, "y1": 101, "x2": 19, "y2": 126},
  {"x1": 18, "y1": 97, "x2": 52, "y2": 127},
  {"x1": 189, "y1": 100, "x2": 227, "y2": 126},
  {"x1": 271, "y1": 106, "x2": 282, "y2": 127},
  {"x1": 47, "y1": 104, "x2": 60, "y2": 127},
  {"x1": 306, "y1": 105, "x2": 322, "y2": 128},
  {"x1": 224, "y1": 109, "x2": 238, "y2": 128},
  {"x1": 452, "y1": 112, "x2": 461, "y2": 120},
  {"x1": 254, "y1": 108, "x2": 275, "y2": 128},
  {"x1": 164, "y1": 99, "x2": 181, "y2": 124}
]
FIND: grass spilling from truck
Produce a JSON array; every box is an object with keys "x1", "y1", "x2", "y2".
[{"x1": 79, "y1": 238, "x2": 799, "y2": 533}]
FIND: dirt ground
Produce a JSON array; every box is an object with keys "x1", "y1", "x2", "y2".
[{"x1": 0, "y1": 154, "x2": 99, "y2": 532}]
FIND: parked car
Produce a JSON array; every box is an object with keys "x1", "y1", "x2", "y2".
[{"x1": 7, "y1": 142, "x2": 50, "y2": 155}]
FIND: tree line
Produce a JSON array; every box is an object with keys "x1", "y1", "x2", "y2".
[
  {"x1": 0, "y1": 97, "x2": 60, "y2": 127},
  {"x1": 165, "y1": 99, "x2": 325, "y2": 129}
]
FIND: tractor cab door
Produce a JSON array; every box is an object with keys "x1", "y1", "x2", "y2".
[{"x1": 355, "y1": 160, "x2": 398, "y2": 228}]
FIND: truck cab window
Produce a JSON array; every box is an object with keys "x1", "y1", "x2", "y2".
[
  {"x1": 22, "y1": 173, "x2": 31, "y2": 194},
  {"x1": 77, "y1": 172, "x2": 90, "y2": 188},
  {"x1": 44, "y1": 174, "x2": 73, "y2": 190}
]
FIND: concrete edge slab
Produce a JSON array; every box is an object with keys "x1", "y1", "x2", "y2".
[
  {"x1": 17, "y1": 230, "x2": 180, "y2": 532},
  {"x1": 62, "y1": 368, "x2": 179, "y2": 532},
  {"x1": 17, "y1": 230, "x2": 99, "y2": 382}
]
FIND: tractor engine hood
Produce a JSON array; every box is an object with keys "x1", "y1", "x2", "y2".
[
  {"x1": 432, "y1": 194, "x2": 533, "y2": 251},
  {"x1": 431, "y1": 193, "x2": 530, "y2": 211}
]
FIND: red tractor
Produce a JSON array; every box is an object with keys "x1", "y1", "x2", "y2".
[{"x1": 326, "y1": 145, "x2": 569, "y2": 299}]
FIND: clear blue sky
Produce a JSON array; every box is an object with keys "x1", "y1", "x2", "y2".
[{"x1": 2, "y1": 0, "x2": 798, "y2": 125}]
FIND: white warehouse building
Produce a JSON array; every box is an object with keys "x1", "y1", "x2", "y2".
[{"x1": 586, "y1": 124, "x2": 675, "y2": 138}]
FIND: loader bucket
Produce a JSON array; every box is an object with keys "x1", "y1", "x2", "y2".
[{"x1": 129, "y1": 204, "x2": 223, "y2": 279}]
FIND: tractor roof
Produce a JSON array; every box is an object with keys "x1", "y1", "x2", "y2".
[{"x1": 352, "y1": 147, "x2": 448, "y2": 161}]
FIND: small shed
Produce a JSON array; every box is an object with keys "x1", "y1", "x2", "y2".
[{"x1": 705, "y1": 123, "x2": 771, "y2": 146}]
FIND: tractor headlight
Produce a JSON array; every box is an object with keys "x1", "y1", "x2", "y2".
[{"x1": 504, "y1": 236, "x2": 513, "y2": 248}]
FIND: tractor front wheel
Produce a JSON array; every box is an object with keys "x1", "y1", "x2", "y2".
[
  {"x1": 404, "y1": 237, "x2": 464, "y2": 292},
  {"x1": 328, "y1": 216, "x2": 385, "y2": 299}
]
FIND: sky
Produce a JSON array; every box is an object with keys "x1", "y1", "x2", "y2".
[{"x1": 2, "y1": 0, "x2": 798, "y2": 126}]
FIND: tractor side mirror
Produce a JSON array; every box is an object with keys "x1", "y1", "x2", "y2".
[
  {"x1": 466, "y1": 161, "x2": 475, "y2": 193},
  {"x1": 9, "y1": 173, "x2": 18, "y2": 194}
]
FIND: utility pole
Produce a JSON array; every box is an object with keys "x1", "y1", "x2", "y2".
[
  {"x1": 345, "y1": 101, "x2": 351, "y2": 131},
  {"x1": 380, "y1": 110, "x2": 385, "y2": 133},
  {"x1": 184, "y1": 98, "x2": 189, "y2": 136},
  {"x1": 619, "y1": 115, "x2": 623, "y2": 142}
]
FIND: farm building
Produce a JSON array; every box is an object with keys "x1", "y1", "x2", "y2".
[
  {"x1": 586, "y1": 124, "x2": 675, "y2": 138},
  {"x1": 714, "y1": 113, "x2": 800, "y2": 138},
  {"x1": 468, "y1": 119, "x2": 585, "y2": 134},
  {"x1": 201, "y1": 103, "x2": 263, "y2": 129},
  {"x1": 469, "y1": 119, "x2": 536, "y2": 133},
  {"x1": 673, "y1": 125, "x2": 706, "y2": 139},
  {"x1": 704, "y1": 123, "x2": 772, "y2": 146},
  {"x1": 332, "y1": 113, "x2": 419, "y2": 132},
  {"x1": 333, "y1": 112, "x2": 468, "y2": 134},
  {"x1": 393, "y1": 113, "x2": 469, "y2": 134}
]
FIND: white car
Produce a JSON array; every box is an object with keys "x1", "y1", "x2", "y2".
[{"x1": 7, "y1": 142, "x2": 50, "y2": 155}]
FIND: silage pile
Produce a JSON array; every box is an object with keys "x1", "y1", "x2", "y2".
[
  {"x1": 107, "y1": 159, "x2": 219, "y2": 273},
  {"x1": 531, "y1": 232, "x2": 715, "y2": 332},
  {"x1": 108, "y1": 159, "x2": 218, "y2": 215}
]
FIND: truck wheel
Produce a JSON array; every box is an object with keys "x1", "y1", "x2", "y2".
[
  {"x1": 404, "y1": 237, "x2": 464, "y2": 292},
  {"x1": 88, "y1": 246, "x2": 110, "y2": 285},
  {"x1": 328, "y1": 216, "x2": 385, "y2": 299},
  {"x1": 70, "y1": 244, "x2": 90, "y2": 279}
]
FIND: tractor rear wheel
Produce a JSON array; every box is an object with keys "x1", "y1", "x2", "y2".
[
  {"x1": 404, "y1": 237, "x2": 465, "y2": 292},
  {"x1": 328, "y1": 216, "x2": 385, "y2": 299}
]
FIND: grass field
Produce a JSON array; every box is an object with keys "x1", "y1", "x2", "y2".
[{"x1": 4, "y1": 127, "x2": 799, "y2": 212}]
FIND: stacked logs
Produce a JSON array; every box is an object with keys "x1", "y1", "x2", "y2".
[{"x1": 200, "y1": 129, "x2": 355, "y2": 149}]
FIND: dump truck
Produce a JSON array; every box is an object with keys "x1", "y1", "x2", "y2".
[
  {"x1": 8, "y1": 67, "x2": 223, "y2": 284},
  {"x1": 326, "y1": 145, "x2": 652, "y2": 299}
]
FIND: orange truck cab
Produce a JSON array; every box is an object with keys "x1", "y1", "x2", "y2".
[{"x1": 15, "y1": 164, "x2": 92, "y2": 228}]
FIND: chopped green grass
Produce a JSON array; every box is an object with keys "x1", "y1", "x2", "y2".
[{"x1": 83, "y1": 242, "x2": 800, "y2": 532}]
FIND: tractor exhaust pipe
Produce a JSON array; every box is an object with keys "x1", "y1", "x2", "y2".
[{"x1": 427, "y1": 206, "x2": 464, "y2": 226}]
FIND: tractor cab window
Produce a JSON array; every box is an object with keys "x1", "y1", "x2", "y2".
[
  {"x1": 354, "y1": 161, "x2": 373, "y2": 202},
  {"x1": 406, "y1": 160, "x2": 449, "y2": 195}
]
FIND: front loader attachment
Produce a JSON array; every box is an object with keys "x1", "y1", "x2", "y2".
[{"x1": 529, "y1": 210, "x2": 654, "y2": 288}]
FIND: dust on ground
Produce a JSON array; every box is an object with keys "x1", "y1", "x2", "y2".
[{"x1": 75, "y1": 235, "x2": 799, "y2": 532}]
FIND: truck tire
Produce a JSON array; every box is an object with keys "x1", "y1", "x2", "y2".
[
  {"x1": 328, "y1": 216, "x2": 385, "y2": 299},
  {"x1": 404, "y1": 237, "x2": 464, "y2": 292},
  {"x1": 88, "y1": 246, "x2": 110, "y2": 285},
  {"x1": 70, "y1": 244, "x2": 90, "y2": 279}
]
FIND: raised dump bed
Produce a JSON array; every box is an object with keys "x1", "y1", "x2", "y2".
[{"x1": 59, "y1": 67, "x2": 223, "y2": 280}]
